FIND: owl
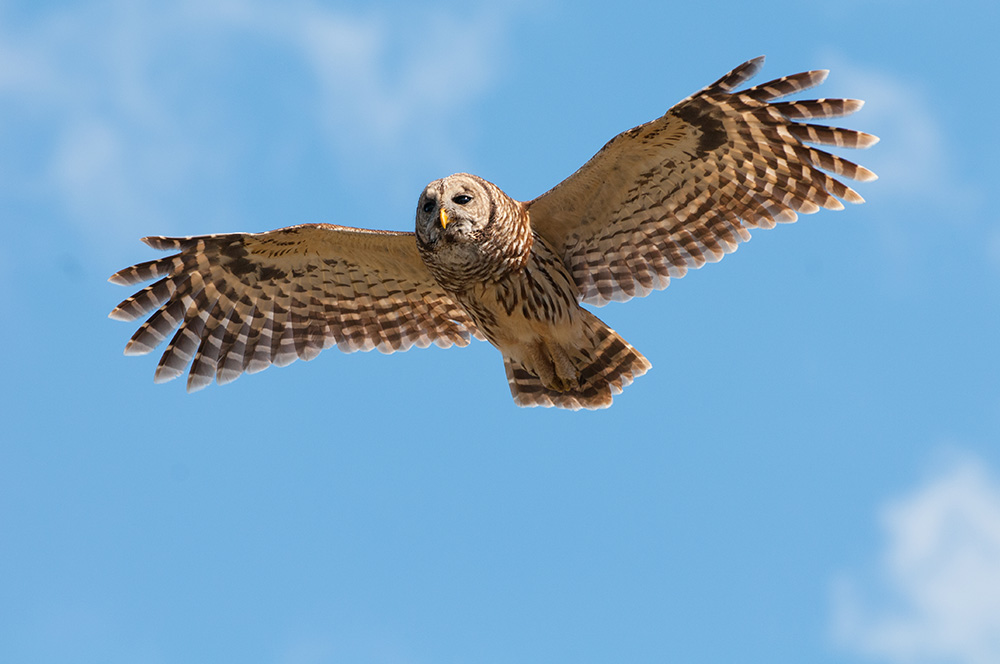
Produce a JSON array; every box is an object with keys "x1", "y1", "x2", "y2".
[{"x1": 110, "y1": 57, "x2": 877, "y2": 409}]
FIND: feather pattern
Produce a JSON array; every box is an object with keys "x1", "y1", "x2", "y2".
[
  {"x1": 109, "y1": 224, "x2": 482, "y2": 391},
  {"x1": 528, "y1": 55, "x2": 878, "y2": 306}
]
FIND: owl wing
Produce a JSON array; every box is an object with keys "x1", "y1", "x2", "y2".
[
  {"x1": 109, "y1": 223, "x2": 483, "y2": 391},
  {"x1": 527, "y1": 56, "x2": 878, "y2": 306}
]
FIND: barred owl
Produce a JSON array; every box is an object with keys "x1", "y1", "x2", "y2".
[{"x1": 110, "y1": 57, "x2": 877, "y2": 409}]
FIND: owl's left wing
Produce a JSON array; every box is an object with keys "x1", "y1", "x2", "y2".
[
  {"x1": 528, "y1": 56, "x2": 878, "y2": 306},
  {"x1": 110, "y1": 223, "x2": 482, "y2": 391}
]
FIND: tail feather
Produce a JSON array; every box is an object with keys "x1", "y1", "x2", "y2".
[{"x1": 504, "y1": 312, "x2": 650, "y2": 410}]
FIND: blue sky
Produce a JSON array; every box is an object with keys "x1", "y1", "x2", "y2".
[{"x1": 2, "y1": 1, "x2": 999, "y2": 662}]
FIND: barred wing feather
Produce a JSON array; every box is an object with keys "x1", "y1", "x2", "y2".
[
  {"x1": 528, "y1": 56, "x2": 878, "y2": 306},
  {"x1": 109, "y1": 223, "x2": 482, "y2": 391}
]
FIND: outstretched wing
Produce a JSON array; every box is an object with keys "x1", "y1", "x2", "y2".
[
  {"x1": 528, "y1": 56, "x2": 878, "y2": 306},
  {"x1": 109, "y1": 223, "x2": 482, "y2": 391}
]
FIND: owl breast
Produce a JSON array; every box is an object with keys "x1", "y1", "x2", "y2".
[
  {"x1": 419, "y1": 238, "x2": 494, "y2": 293},
  {"x1": 449, "y1": 233, "x2": 581, "y2": 348}
]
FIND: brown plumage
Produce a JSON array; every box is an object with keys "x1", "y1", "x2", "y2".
[{"x1": 110, "y1": 57, "x2": 877, "y2": 409}]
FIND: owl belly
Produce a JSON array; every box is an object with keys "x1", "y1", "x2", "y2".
[
  {"x1": 460, "y1": 236, "x2": 578, "y2": 335},
  {"x1": 453, "y1": 241, "x2": 587, "y2": 391}
]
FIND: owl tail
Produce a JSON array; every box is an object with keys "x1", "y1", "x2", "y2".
[{"x1": 503, "y1": 311, "x2": 651, "y2": 410}]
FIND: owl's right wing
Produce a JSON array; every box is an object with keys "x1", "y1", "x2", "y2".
[
  {"x1": 527, "y1": 56, "x2": 878, "y2": 306},
  {"x1": 109, "y1": 223, "x2": 482, "y2": 391}
]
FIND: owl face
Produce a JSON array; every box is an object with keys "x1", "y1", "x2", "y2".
[{"x1": 414, "y1": 173, "x2": 492, "y2": 249}]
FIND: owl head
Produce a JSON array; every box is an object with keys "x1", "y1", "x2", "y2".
[
  {"x1": 414, "y1": 173, "x2": 494, "y2": 249},
  {"x1": 414, "y1": 173, "x2": 532, "y2": 289}
]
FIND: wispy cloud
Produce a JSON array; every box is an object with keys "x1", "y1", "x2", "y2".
[
  {"x1": 820, "y1": 57, "x2": 980, "y2": 215},
  {"x1": 291, "y1": 6, "x2": 508, "y2": 170},
  {"x1": 0, "y1": 1, "x2": 516, "y2": 246},
  {"x1": 832, "y1": 454, "x2": 1000, "y2": 664},
  {"x1": 191, "y1": 1, "x2": 510, "y2": 161},
  {"x1": 814, "y1": 55, "x2": 993, "y2": 288}
]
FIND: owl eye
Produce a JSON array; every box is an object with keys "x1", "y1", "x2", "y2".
[
  {"x1": 422, "y1": 200, "x2": 435, "y2": 213},
  {"x1": 452, "y1": 194, "x2": 473, "y2": 205}
]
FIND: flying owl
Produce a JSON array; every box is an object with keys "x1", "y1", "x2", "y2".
[{"x1": 110, "y1": 57, "x2": 877, "y2": 409}]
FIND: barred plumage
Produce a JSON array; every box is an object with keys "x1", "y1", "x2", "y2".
[
  {"x1": 503, "y1": 310, "x2": 651, "y2": 410},
  {"x1": 109, "y1": 225, "x2": 482, "y2": 391},
  {"x1": 111, "y1": 56, "x2": 876, "y2": 409},
  {"x1": 530, "y1": 56, "x2": 877, "y2": 307}
]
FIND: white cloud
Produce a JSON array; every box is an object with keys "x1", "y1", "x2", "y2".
[
  {"x1": 0, "y1": 1, "x2": 516, "y2": 244},
  {"x1": 819, "y1": 57, "x2": 979, "y2": 215},
  {"x1": 813, "y1": 56, "x2": 992, "y2": 288},
  {"x1": 51, "y1": 119, "x2": 134, "y2": 223},
  {"x1": 290, "y1": 6, "x2": 506, "y2": 162},
  {"x1": 833, "y1": 455, "x2": 1000, "y2": 664}
]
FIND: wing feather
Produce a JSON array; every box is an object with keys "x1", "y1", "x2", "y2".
[
  {"x1": 528, "y1": 56, "x2": 878, "y2": 306},
  {"x1": 110, "y1": 223, "x2": 482, "y2": 390}
]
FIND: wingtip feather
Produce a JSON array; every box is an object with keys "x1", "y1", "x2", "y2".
[
  {"x1": 738, "y1": 55, "x2": 766, "y2": 78},
  {"x1": 186, "y1": 376, "x2": 211, "y2": 393},
  {"x1": 861, "y1": 133, "x2": 880, "y2": 148},
  {"x1": 153, "y1": 367, "x2": 183, "y2": 384},
  {"x1": 123, "y1": 340, "x2": 153, "y2": 356},
  {"x1": 855, "y1": 165, "x2": 879, "y2": 182},
  {"x1": 141, "y1": 235, "x2": 185, "y2": 250}
]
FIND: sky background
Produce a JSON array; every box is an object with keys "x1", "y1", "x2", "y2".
[{"x1": 2, "y1": 1, "x2": 999, "y2": 663}]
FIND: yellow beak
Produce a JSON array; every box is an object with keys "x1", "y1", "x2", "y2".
[{"x1": 439, "y1": 208, "x2": 450, "y2": 229}]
